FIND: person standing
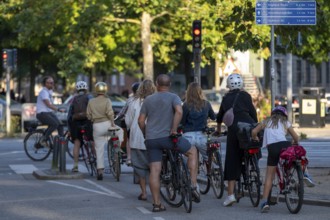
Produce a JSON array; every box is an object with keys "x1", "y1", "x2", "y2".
[
  {"x1": 138, "y1": 74, "x2": 200, "y2": 212},
  {"x1": 87, "y1": 82, "x2": 123, "y2": 180},
  {"x1": 181, "y1": 82, "x2": 216, "y2": 160},
  {"x1": 251, "y1": 106, "x2": 300, "y2": 213},
  {"x1": 125, "y1": 79, "x2": 156, "y2": 201},
  {"x1": 36, "y1": 76, "x2": 65, "y2": 146},
  {"x1": 67, "y1": 81, "x2": 93, "y2": 172},
  {"x1": 215, "y1": 73, "x2": 258, "y2": 207}
]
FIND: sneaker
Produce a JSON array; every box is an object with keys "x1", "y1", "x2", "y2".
[
  {"x1": 260, "y1": 202, "x2": 270, "y2": 213},
  {"x1": 223, "y1": 194, "x2": 236, "y2": 207},
  {"x1": 191, "y1": 187, "x2": 201, "y2": 203},
  {"x1": 304, "y1": 173, "x2": 315, "y2": 187}
]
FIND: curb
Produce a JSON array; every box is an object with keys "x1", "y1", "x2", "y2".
[{"x1": 33, "y1": 169, "x2": 84, "y2": 180}]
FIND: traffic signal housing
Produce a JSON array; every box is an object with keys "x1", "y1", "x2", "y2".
[
  {"x1": 192, "y1": 20, "x2": 202, "y2": 50},
  {"x1": 2, "y1": 49, "x2": 8, "y2": 69}
]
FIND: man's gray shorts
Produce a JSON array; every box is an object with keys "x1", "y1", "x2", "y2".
[{"x1": 145, "y1": 136, "x2": 191, "y2": 163}]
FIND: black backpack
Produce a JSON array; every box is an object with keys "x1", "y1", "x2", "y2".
[{"x1": 72, "y1": 94, "x2": 89, "y2": 121}]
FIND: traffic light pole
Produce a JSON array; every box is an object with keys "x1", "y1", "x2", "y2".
[
  {"x1": 5, "y1": 67, "x2": 11, "y2": 134},
  {"x1": 193, "y1": 49, "x2": 201, "y2": 85}
]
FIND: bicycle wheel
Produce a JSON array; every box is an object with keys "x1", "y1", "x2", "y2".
[
  {"x1": 84, "y1": 141, "x2": 97, "y2": 176},
  {"x1": 197, "y1": 154, "x2": 210, "y2": 194},
  {"x1": 160, "y1": 154, "x2": 182, "y2": 207},
  {"x1": 247, "y1": 155, "x2": 261, "y2": 207},
  {"x1": 285, "y1": 163, "x2": 304, "y2": 214},
  {"x1": 234, "y1": 173, "x2": 244, "y2": 203},
  {"x1": 81, "y1": 144, "x2": 91, "y2": 175},
  {"x1": 24, "y1": 129, "x2": 51, "y2": 161},
  {"x1": 179, "y1": 157, "x2": 192, "y2": 213},
  {"x1": 210, "y1": 151, "x2": 225, "y2": 199},
  {"x1": 107, "y1": 140, "x2": 121, "y2": 181},
  {"x1": 64, "y1": 132, "x2": 74, "y2": 160}
]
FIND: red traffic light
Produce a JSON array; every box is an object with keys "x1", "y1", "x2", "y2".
[
  {"x1": 2, "y1": 52, "x2": 7, "y2": 59},
  {"x1": 193, "y1": 28, "x2": 201, "y2": 36}
]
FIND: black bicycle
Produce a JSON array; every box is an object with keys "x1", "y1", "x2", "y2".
[
  {"x1": 160, "y1": 133, "x2": 193, "y2": 213},
  {"x1": 197, "y1": 127, "x2": 224, "y2": 199},
  {"x1": 235, "y1": 146, "x2": 261, "y2": 207},
  {"x1": 24, "y1": 121, "x2": 71, "y2": 161},
  {"x1": 65, "y1": 125, "x2": 97, "y2": 176}
]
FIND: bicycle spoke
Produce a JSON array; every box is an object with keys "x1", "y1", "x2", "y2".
[
  {"x1": 24, "y1": 129, "x2": 51, "y2": 161},
  {"x1": 285, "y1": 163, "x2": 304, "y2": 214}
]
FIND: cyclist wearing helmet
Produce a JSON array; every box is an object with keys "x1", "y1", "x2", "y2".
[
  {"x1": 67, "y1": 81, "x2": 93, "y2": 172},
  {"x1": 215, "y1": 73, "x2": 258, "y2": 207},
  {"x1": 251, "y1": 106, "x2": 300, "y2": 213},
  {"x1": 87, "y1": 82, "x2": 123, "y2": 180}
]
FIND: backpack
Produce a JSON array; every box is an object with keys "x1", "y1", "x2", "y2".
[{"x1": 72, "y1": 94, "x2": 89, "y2": 121}]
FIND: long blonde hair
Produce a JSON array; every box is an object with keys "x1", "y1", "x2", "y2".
[
  {"x1": 263, "y1": 112, "x2": 288, "y2": 130},
  {"x1": 136, "y1": 79, "x2": 156, "y2": 100},
  {"x1": 185, "y1": 82, "x2": 206, "y2": 112}
]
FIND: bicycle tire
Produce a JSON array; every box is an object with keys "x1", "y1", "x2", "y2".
[
  {"x1": 247, "y1": 155, "x2": 261, "y2": 207},
  {"x1": 197, "y1": 156, "x2": 210, "y2": 195},
  {"x1": 81, "y1": 143, "x2": 91, "y2": 176},
  {"x1": 24, "y1": 129, "x2": 52, "y2": 161},
  {"x1": 84, "y1": 141, "x2": 97, "y2": 176},
  {"x1": 107, "y1": 140, "x2": 121, "y2": 181},
  {"x1": 235, "y1": 173, "x2": 243, "y2": 203},
  {"x1": 285, "y1": 163, "x2": 304, "y2": 214},
  {"x1": 179, "y1": 156, "x2": 192, "y2": 213},
  {"x1": 64, "y1": 131, "x2": 74, "y2": 160},
  {"x1": 160, "y1": 153, "x2": 182, "y2": 207},
  {"x1": 210, "y1": 151, "x2": 225, "y2": 199}
]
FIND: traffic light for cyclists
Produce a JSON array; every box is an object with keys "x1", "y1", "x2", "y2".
[{"x1": 192, "y1": 20, "x2": 202, "y2": 50}]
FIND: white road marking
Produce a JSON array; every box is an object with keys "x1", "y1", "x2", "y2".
[
  {"x1": 136, "y1": 206, "x2": 152, "y2": 214},
  {"x1": 47, "y1": 180, "x2": 118, "y2": 197},
  {"x1": 9, "y1": 164, "x2": 38, "y2": 174},
  {"x1": 84, "y1": 179, "x2": 124, "y2": 199},
  {"x1": 0, "y1": 151, "x2": 24, "y2": 156},
  {"x1": 154, "y1": 217, "x2": 165, "y2": 220}
]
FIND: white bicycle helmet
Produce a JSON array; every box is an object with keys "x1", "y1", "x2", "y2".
[
  {"x1": 76, "y1": 81, "x2": 88, "y2": 91},
  {"x1": 226, "y1": 73, "x2": 243, "y2": 90}
]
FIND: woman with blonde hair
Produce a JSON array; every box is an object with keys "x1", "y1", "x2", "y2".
[
  {"x1": 181, "y1": 82, "x2": 216, "y2": 169},
  {"x1": 125, "y1": 79, "x2": 156, "y2": 201}
]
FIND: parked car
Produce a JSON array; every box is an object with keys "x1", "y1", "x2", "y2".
[
  {"x1": 56, "y1": 93, "x2": 127, "y2": 124},
  {"x1": 0, "y1": 95, "x2": 22, "y2": 117}
]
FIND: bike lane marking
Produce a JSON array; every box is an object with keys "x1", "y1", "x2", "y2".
[
  {"x1": 136, "y1": 207, "x2": 151, "y2": 214},
  {"x1": 47, "y1": 180, "x2": 123, "y2": 198},
  {"x1": 84, "y1": 179, "x2": 124, "y2": 199},
  {"x1": 9, "y1": 164, "x2": 38, "y2": 174}
]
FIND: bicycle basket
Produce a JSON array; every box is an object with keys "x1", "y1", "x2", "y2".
[{"x1": 236, "y1": 122, "x2": 260, "y2": 149}]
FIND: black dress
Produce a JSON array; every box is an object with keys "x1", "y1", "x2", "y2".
[{"x1": 216, "y1": 89, "x2": 258, "y2": 181}]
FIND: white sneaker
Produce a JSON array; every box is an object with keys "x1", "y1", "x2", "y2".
[
  {"x1": 304, "y1": 174, "x2": 315, "y2": 187},
  {"x1": 223, "y1": 194, "x2": 236, "y2": 207}
]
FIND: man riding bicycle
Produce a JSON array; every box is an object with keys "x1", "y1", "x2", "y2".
[{"x1": 36, "y1": 76, "x2": 65, "y2": 146}]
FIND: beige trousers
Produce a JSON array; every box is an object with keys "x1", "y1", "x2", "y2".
[{"x1": 93, "y1": 121, "x2": 123, "y2": 169}]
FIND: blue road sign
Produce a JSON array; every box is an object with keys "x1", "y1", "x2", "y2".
[{"x1": 256, "y1": 0, "x2": 316, "y2": 25}]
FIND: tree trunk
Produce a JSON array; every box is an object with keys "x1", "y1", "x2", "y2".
[{"x1": 141, "y1": 12, "x2": 153, "y2": 80}]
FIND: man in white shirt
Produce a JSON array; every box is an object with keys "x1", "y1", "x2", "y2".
[{"x1": 36, "y1": 76, "x2": 64, "y2": 146}]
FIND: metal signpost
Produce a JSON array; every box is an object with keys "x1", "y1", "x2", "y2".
[{"x1": 255, "y1": 0, "x2": 316, "y2": 116}]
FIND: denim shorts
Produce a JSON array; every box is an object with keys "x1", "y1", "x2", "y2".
[
  {"x1": 145, "y1": 136, "x2": 191, "y2": 163},
  {"x1": 183, "y1": 131, "x2": 207, "y2": 160}
]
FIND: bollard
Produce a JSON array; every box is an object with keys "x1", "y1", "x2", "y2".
[
  {"x1": 52, "y1": 135, "x2": 60, "y2": 171},
  {"x1": 59, "y1": 136, "x2": 67, "y2": 173}
]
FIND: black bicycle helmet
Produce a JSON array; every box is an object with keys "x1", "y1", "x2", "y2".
[{"x1": 131, "y1": 82, "x2": 140, "y2": 94}]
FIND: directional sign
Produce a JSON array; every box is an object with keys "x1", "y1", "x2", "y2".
[{"x1": 256, "y1": 1, "x2": 316, "y2": 25}]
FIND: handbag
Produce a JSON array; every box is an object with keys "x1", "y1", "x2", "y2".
[{"x1": 222, "y1": 92, "x2": 240, "y2": 127}]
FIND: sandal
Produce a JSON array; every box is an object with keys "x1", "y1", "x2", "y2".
[
  {"x1": 138, "y1": 194, "x2": 147, "y2": 201},
  {"x1": 152, "y1": 203, "x2": 166, "y2": 212}
]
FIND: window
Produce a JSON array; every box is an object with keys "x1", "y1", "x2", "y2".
[{"x1": 316, "y1": 65, "x2": 322, "y2": 84}]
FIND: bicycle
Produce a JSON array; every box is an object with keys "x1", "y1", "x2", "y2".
[
  {"x1": 160, "y1": 133, "x2": 193, "y2": 213},
  {"x1": 65, "y1": 125, "x2": 97, "y2": 176},
  {"x1": 107, "y1": 127, "x2": 122, "y2": 181},
  {"x1": 24, "y1": 121, "x2": 71, "y2": 161},
  {"x1": 197, "y1": 127, "x2": 224, "y2": 199},
  {"x1": 267, "y1": 144, "x2": 306, "y2": 214}
]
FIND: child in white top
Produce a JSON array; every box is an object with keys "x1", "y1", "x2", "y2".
[{"x1": 252, "y1": 106, "x2": 299, "y2": 213}]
